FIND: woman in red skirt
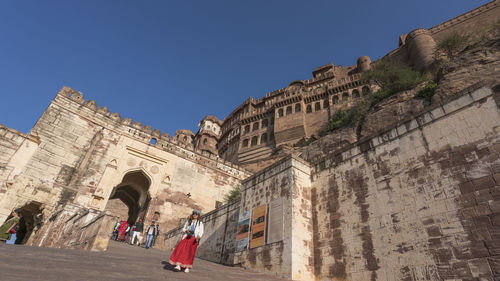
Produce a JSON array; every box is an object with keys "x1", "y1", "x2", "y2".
[{"x1": 169, "y1": 210, "x2": 204, "y2": 273}]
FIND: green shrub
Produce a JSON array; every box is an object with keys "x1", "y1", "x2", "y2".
[
  {"x1": 328, "y1": 110, "x2": 351, "y2": 130},
  {"x1": 362, "y1": 59, "x2": 430, "y2": 97},
  {"x1": 416, "y1": 82, "x2": 438, "y2": 102},
  {"x1": 434, "y1": 33, "x2": 470, "y2": 60},
  {"x1": 224, "y1": 185, "x2": 241, "y2": 203},
  {"x1": 325, "y1": 60, "x2": 431, "y2": 133}
]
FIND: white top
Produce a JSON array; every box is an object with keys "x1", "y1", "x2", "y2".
[{"x1": 182, "y1": 220, "x2": 204, "y2": 239}]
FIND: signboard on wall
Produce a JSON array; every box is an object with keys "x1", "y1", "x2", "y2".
[
  {"x1": 235, "y1": 210, "x2": 250, "y2": 252},
  {"x1": 267, "y1": 198, "x2": 284, "y2": 244},
  {"x1": 250, "y1": 205, "x2": 267, "y2": 249}
]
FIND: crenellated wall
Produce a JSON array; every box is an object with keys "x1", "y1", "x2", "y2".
[{"x1": 0, "y1": 86, "x2": 251, "y2": 251}]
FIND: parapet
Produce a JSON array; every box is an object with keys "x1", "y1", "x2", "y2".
[{"x1": 52, "y1": 86, "x2": 251, "y2": 178}]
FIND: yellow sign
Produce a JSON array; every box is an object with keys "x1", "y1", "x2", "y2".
[{"x1": 250, "y1": 205, "x2": 266, "y2": 249}]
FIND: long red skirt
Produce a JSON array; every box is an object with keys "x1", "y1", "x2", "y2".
[{"x1": 169, "y1": 236, "x2": 199, "y2": 268}]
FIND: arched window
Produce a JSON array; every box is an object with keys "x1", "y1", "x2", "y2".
[
  {"x1": 203, "y1": 138, "x2": 207, "y2": 145},
  {"x1": 342, "y1": 92, "x2": 349, "y2": 103},
  {"x1": 242, "y1": 139, "x2": 249, "y2": 147},
  {"x1": 352, "y1": 89, "x2": 360, "y2": 99},
  {"x1": 278, "y1": 108, "x2": 284, "y2": 117},
  {"x1": 306, "y1": 104, "x2": 312, "y2": 113},
  {"x1": 262, "y1": 119, "x2": 268, "y2": 128},
  {"x1": 315, "y1": 102, "x2": 321, "y2": 111},
  {"x1": 261, "y1": 133, "x2": 267, "y2": 144},
  {"x1": 323, "y1": 100, "x2": 329, "y2": 108},
  {"x1": 251, "y1": 136, "x2": 258, "y2": 146},
  {"x1": 295, "y1": 103, "x2": 301, "y2": 112},
  {"x1": 362, "y1": 86, "x2": 370, "y2": 96},
  {"x1": 244, "y1": 125, "x2": 250, "y2": 134},
  {"x1": 333, "y1": 95, "x2": 339, "y2": 104},
  {"x1": 253, "y1": 122, "x2": 259, "y2": 131},
  {"x1": 286, "y1": 106, "x2": 292, "y2": 115}
]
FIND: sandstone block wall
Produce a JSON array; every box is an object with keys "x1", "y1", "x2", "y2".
[
  {"x1": 234, "y1": 156, "x2": 314, "y2": 281},
  {"x1": 310, "y1": 85, "x2": 500, "y2": 280},
  {"x1": 0, "y1": 87, "x2": 250, "y2": 250},
  {"x1": 164, "y1": 200, "x2": 240, "y2": 265}
]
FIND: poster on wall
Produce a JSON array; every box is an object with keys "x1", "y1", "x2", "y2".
[
  {"x1": 250, "y1": 205, "x2": 267, "y2": 249},
  {"x1": 235, "y1": 210, "x2": 250, "y2": 252},
  {"x1": 267, "y1": 198, "x2": 284, "y2": 244}
]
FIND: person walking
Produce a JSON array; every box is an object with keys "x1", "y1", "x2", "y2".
[
  {"x1": 0, "y1": 209, "x2": 21, "y2": 244},
  {"x1": 117, "y1": 220, "x2": 128, "y2": 242},
  {"x1": 169, "y1": 210, "x2": 204, "y2": 273},
  {"x1": 152, "y1": 223, "x2": 160, "y2": 247},
  {"x1": 145, "y1": 222, "x2": 157, "y2": 249},
  {"x1": 130, "y1": 219, "x2": 144, "y2": 246}
]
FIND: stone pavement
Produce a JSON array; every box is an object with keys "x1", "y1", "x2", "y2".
[{"x1": 0, "y1": 241, "x2": 290, "y2": 281}]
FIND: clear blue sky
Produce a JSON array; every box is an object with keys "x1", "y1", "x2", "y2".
[{"x1": 0, "y1": 0, "x2": 489, "y2": 135}]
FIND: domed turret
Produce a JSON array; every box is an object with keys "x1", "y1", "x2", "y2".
[{"x1": 357, "y1": 56, "x2": 371, "y2": 72}]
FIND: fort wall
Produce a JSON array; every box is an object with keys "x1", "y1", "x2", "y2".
[{"x1": 0, "y1": 87, "x2": 251, "y2": 250}]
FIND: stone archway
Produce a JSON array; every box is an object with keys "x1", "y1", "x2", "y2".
[
  {"x1": 9, "y1": 202, "x2": 43, "y2": 244},
  {"x1": 104, "y1": 170, "x2": 151, "y2": 225}
]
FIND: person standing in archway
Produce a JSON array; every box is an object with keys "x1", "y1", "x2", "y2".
[
  {"x1": 0, "y1": 209, "x2": 21, "y2": 244},
  {"x1": 169, "y1": 210, "x2": 204, "y2": 273}
]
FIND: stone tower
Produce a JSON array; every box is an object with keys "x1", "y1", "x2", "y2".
[
  {"x1": 194, "y1": 115, "x2": 222, "y2": 155},
  {"x1": 406, "y1": 28, "x2": 436, "y2": 71},
  {"x1": 357, "y1": 56, "x2": 371, "y2": 72}
]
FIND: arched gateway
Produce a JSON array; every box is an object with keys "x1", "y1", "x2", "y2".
[{"x1": 105, "y1": 170, "x2": 151, "y2": 225}]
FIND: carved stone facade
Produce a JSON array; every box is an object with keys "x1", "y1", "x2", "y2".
[{"x1": 1, "y1": 1, "x2": 500, "y2": 281}]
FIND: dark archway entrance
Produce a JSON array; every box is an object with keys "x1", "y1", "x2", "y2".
[
  {"x1": 105, "y1": 170, "x2": 151, "y2": 225},
  {"x1": 2, "y1": 202, "x2": 44, "y2": 244}
]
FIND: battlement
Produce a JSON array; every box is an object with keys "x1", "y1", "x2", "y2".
[{"x1": 54, "y1": 86, "x2": 252, "y2": 177}]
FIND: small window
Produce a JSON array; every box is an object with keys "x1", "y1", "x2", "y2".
[
  {"x1": 253, "y1": 122, "x2": 259, "y2": 131},
  {"x1": 244, "y1": 125, "x2": 250, "y2": 134},
  {"x1": 352, "y1": 90, "x2": 360, "y2": 99},
  {"x1": 323, "y1": 100, "x2": 329, "y2": 108},
  {"x1": 295, "y1": 103, "x2": 301, "y2": 112},
  {"x1": 203, "y1": 138, "x2": 207, "y2": 145},
  {"x1": 362, "y1": 86, "x2": 370, "y2": 96},
  {"x1": 315, "y1": 102, "x2": 321, "y2": 111},
  {"x1": 342, "y1": 92, "x2": 349, "y2": 103},
  {"x1": 278, "y1": 108, "x2": 284, "y2": 117},
  {"x1": 242, "y1": 139, "x2": 249, "y2": 147},
  {"x1": 261, "y1": 133, "x2": 267, "y2": 144},
  {"x1": 333, "y1": 96, "x2": 339, "y2": 104},
  {"x1": 262, "y1": 119, "x2": 268, "y2": 128},
  {"x1": 150, "y1": 138, "x2": 157, "y2": 145},
  {"x1": 207, "y1": 125, "x2": 211, "y2": 129},
  {"x1": 251, "y1": 136, "x2": 258, "y2": 146},
  {"x1": 183, "y1": 136, "x2": 187, "y2": 142},
  {"x1": 306, "y1": 105, "x2": 312, "y2": 113},
  {"x1": 286, "y1": 106, "x2": 292, "y2": 115}
]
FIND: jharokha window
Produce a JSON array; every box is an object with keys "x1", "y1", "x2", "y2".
[
  {"x1": 306, "y1": 104, "x2": 312, "y2": 113},
  {"x1": 253, "y1": 122, "x2": 259, "y2": 131},
  {"x1": 295, "y1": 103, "x2": 301, "y2": 112},
  {"x1": 278, "y1": 108, "x2": 284, "y2": 117},
  {"x1": 251, "y1": 136, "x2": 258, "y2": 146}
]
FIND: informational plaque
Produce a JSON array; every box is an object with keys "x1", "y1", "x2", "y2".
[
  {"x1": 250, "y1": 205, "x2": 267, "y2": 249},
  {"x1": 235, "y1": 210, "x2": 250, "y2": 252},
  {"x1": 267, "y1": 198, "x2": 284, "y2": 244}
]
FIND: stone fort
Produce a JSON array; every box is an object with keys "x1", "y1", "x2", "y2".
[{"x1": 1, "y1": 1, "x2": 500, "y2": 280}]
